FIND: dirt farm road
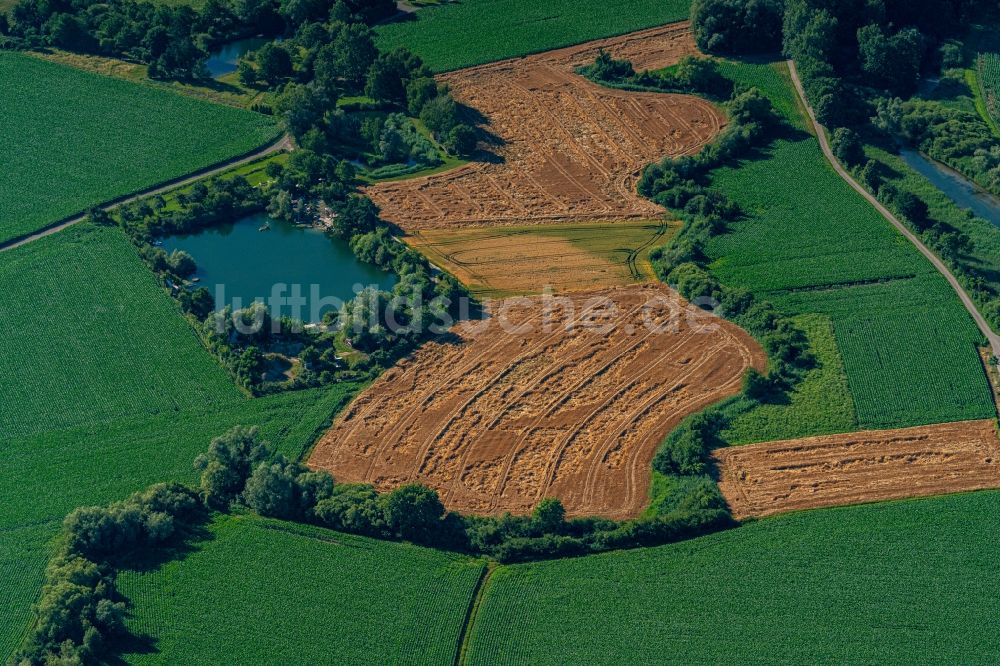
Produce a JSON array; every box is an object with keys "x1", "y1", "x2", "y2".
[
  {"x1": 788, "y1": 60, "x2": 1000, "y2": 357},
  {"x1": 0, "y1": 133, "x2": 294, "y2": 254}
]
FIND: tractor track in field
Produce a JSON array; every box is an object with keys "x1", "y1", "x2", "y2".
[{"x1": 309, "y1": 286, "x2": 766, "y2": 519}]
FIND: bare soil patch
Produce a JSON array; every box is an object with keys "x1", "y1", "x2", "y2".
[
  {"x1": 310, "y1": 285, "x2": 765, "y2": 519},
  {"x1": 714, "y1": 420, "x2": 1000, "y2": 520},
  {"x1": 405, "y1": 220, "x2": 675, "y2": 297},
  {"x1": 367, "y1": 23, "x2": 723, "y2": 230}
]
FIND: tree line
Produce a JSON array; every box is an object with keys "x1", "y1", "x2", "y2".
[
  {"x1": 11, "y1": 421, "x2": 741, "y2": 664},
  {"x1": 692, "y1": 0, "x2": 1000, "y2": 332},
  {"x1": 0, "y1": 0, "x2": 396, "y2": 79}
]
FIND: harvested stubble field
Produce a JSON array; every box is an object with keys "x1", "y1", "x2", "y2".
[
  {"x1": 405, "y1": 220, "x2": 674, "y2": 297},
  {"x1": 367, "y1": 24, "x2": 723, "y2": 231},
  {"x1": 714, "y1": 420, "x2": 1000, "y2": 520},
  {"x1": 311, "y1": 285, "x2": 765, "y2": 519}
]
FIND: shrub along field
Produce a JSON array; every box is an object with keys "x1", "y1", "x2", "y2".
[
  {"x1": 0, "y1": 52, "x2": 280, "y2": 244},
  {"x1": 374, "y1": 0, "x2": 691, "y2": 72},
  {"x1": 0, "y1": 224, "x2": 362, "y2": 659},
  {"x1": 704, "y1": 60, "x2": 993, "y2": 430},
  {"x1": 465, "y1": 489, "x2": 1000, "y2": 665},
  {"x1": 720, "y1": 314, "x2": 857, "y2": 444},
  {"x1": 118, "y1": 515, "x2": 485, "y2": 665}
]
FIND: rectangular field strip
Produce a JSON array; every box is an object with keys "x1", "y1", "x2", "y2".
[
  {"x1": 375, "y1": 0, "x2": 691, "y2": 72},
  {"x1": 118, "y1": 515, "x2": 486, "y2": 665}
]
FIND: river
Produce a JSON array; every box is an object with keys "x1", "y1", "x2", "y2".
[{"x1": 898, "y1": 149, "x2": 1000, "y2": 225}]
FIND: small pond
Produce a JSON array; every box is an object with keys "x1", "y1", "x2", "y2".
[
  {"x1": 205, "y1": 36, "x2": 273, "y2": 78},
  {"x1": 163, "y1": 213, "x2": 396, "y2": 323},
  {"x1": 899, "y1": 149, "x2": 1000, "y2": 226}
]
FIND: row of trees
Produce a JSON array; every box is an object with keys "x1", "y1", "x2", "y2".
[
  {"x1": 11, "y1": 408, "x2": 747, "y2": 666},
  {"x1": 630, "y1": 61, "x2": 817, "y2": 473},
  {"x1": 0, "y1": 0, "x2": 397, "y2": 79},
  {"x1": 581, "y1": 50, "x2": 734, "y2": 99},
  {"x1": 12, "y1": 483, "x2": 205, "y2": 664},
  {"x1": 196, "y1": 427, "x2": 735, "y2": 563}
]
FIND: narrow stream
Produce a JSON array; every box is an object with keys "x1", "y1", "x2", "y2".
[{"x1": 898, "y1": 148, "x2": 1000, "y2": 225}]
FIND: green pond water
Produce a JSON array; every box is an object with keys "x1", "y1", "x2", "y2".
[{"x1": 163, "y1": 213, "x2": 395, "y2": 323}]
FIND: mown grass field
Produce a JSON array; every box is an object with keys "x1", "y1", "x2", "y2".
[
  {"x1": 705, "y1": 60, "x2": 993, "y2": 430},
  {"x1": 0, "y1": 224, "x2": 363, "y2": 658},
  {"x1": 466, "y1": 489, "x2": 1000, "y2": 665},
  {"x1": 375, "y1": 0, "x2": 691, "y2": 72},
  {"x1": 406, "y1": 220, "x2": 672, "y2": 297},
  {"x1": 0, "y1": 52, "x2": 279, "y2": 244},
  {"x1": 721, "y1": 314, "x2": 858, "y2": 444},
  {"x1": 118, "y1": 515, "x2": 485, "y2": 665}
]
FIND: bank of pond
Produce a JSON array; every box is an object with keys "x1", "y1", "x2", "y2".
[
  {"x1": 205, "y1": 37, "x2": 272, "y2": 78},
  {"x1": 163, "y1": 213, "x2": 396, "y2": 324}
]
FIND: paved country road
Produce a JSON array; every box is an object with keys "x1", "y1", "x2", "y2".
[
  {"x1": 0, "y1": 133, "x2": 294, "y2": 253},
  {"x1": 787, "y1": 60, "x2": 1000, "y2": 357}
]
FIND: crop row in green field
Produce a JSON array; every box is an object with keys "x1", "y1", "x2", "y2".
[
  {"x1": 375, "y1": 0, "x2": 690, "y2": 72},
  {"x1": 118, "y1": 515, "x2": 485, "y2": 665},
  {"x1": 0, "y1": 224, "x2": 363, "y2": 659},
  {"x1": 0, "y1": 52, "x2": 280, "y2": 244},
  {"x1": 0, "y1": 524, "x2": 53, "y2": 660},
  {"x1": 0, "y1": 225, "x2": 243, "y2": 438},
  {"x1": 704, "y1": 60, "x2": 993, "y2": 431},
  {"x1": 977, "y1": 52, "x2": 1000, "y2": 126},
  {"x1": 465, "y1": 489, "x2": 1000, "y2": 664}
]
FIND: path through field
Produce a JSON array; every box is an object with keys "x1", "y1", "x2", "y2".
[
  {"x1": 0, "y1": 134, "x2": 292, "y2": 253},
  {"x1": 787, "y1": 60, "x2": 1000, "y2": 356}
]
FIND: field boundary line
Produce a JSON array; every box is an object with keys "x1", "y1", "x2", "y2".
[
  {"x1": 787, "y1": 59, "x2": 1000, "y2": 356},
  {"x1": 0, "y1": 133, "x2": 293, "y2": 254},
  {"x1": 454, "y1": 562, "x2": 495, "y2": 666}
]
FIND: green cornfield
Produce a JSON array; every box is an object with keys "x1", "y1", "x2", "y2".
[
  {"x1": 118, "y1": 515, "x2": 486, "y2": 665},
  {"x1": 977, "y1": 52, "x2": 1000, "y2": 126},
  {"x1": 375, "y1": 0, "x2": 690, "y2": 72},
  {"x1": 0, "y1": 52, "x2": 280, "y2": 244},
  {"x1": 466, "y1": 490, "x2": 1000, "y2": 665},
  {"x1": 704, "y1": 60, "x2": 993, "y2": 432},
  {"x1": 0, "y1": 224, "x2": 243, "y2": 439},
  {"x1": 0, "y1": 224, "x2": 364, "y2": 658}
]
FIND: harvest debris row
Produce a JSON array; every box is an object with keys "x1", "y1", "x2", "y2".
[
  {"x1": 367, "y1": 24, "x2": 723, "y2": 229},
  {"x1": 310, "y1": 286, "x2": 765, "y2": 519}
]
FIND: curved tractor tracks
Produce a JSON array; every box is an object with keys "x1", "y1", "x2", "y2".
[
  {"x1": 309, "y1": 25, "x2": 767, "y2": 520},
  {"x1": 0, "y1": 133, "x2": 294, "y2": 254},
  {"x1": 311, "y1": 287, "x2": 765, "y2": 519}
]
